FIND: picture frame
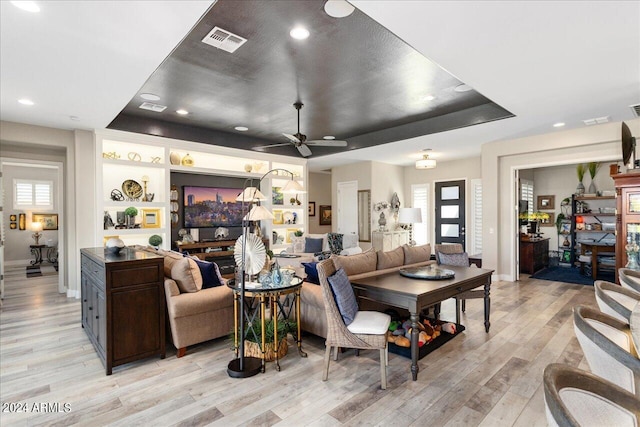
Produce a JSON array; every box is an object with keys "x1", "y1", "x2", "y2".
[
  {"x1": 560, "y1": 222, "x2": 571, "y2": 234},
  {"x1": 32, "y1": 213, "x2": 59, "y2": 230},
  {"x1": 540, "y1": 212, "x2": 555, "y2": 226},
  {"x1": 286, "y1": 228, "x2": 299, "y2": 243},
  {"x1": 272, "y1": 209, "x2": 284, "y2": 225},
  {"x1": 141, "y1": 208, "x2": 161, "y2": 228},
  {"x1": 272, "y1": 186, "x2": 283, "y2": 205},
  {"x1": 561, "y1": 250, "x2": 572, "y2": 263},
  {"x1": 10, "y1": 223, "x2": 17, "y2": 229},
  {"x1": 9, "y1": 214, "x2": 16, "y2": 221},
  {"x1": 537, "y1": 195, "x2": 555, "y2": 210},
  {"x1": 319, "y1": 205, "x2": 332, "y2": 226},
  {"x1": 309, "y1": 201, "x2": 316, "y2": 217},
  {"x1": 19, "y1": 213, "x2": 26, "y2": 230}
]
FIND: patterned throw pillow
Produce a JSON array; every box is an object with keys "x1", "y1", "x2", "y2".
[
  {"x1": 438, "y1": 252, "x2": 469, "y2": 267},
  {"x1": 291, "y1": 236, "x2": 305, "y2": 253},
  {"x1": 304, "y1": 237, "x2": 324, "y2": 253},
  {"x1": 327, "y1": 233, "x2": 344, "y2": 254},
  {"x1": 314, "y1": 251, "x2": 332, "y2": 261},
  {"x1": 327, "y1": 268, "x2": 358, "y2": 325}
]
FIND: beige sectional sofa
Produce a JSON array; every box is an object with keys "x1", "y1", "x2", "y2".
[
  {"x1": 134, "y1": 246, "x2": 234, "y2": 358},
  {"x1": 300, "y1": 244, "x2": 434, "y2": 338}
]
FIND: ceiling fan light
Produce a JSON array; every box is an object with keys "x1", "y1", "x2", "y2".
[
  {"x1": 415, "y1": 154, "x2": 436, "y2": 169},
  {"x1": 282, "y1": 179, "x2": 305, "y2": 194},
  {"x1": 236, "y1": 187, "x2": 267, "y2": 202}
]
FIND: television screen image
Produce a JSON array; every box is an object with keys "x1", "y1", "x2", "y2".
[{"x1": 183, "y1": 186, "x2": 244, "y2": 228}]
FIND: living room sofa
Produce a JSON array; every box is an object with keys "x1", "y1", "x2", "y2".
[
  {"x1": 134, "y1": 245, "x2": 234, "y2": 358},
  {"x1": 300, "y1": 244, "x2": 433, "y2": 338}
]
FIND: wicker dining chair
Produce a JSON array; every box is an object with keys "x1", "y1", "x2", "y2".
[
  {"x1": 619, "y1": 268, "x2": 640, "y2": 293},
  {"x1": 316, "y1": 258, "x2": 390, "y2": 389},
  {"x1": 594, "y1": 280, "x2": 640, "y2": 323},
  {"x1": 543, "y1": 363, "x2": 640, "y2": 427},
  {"x1": 573, "y1": 305, "x2": 640, "y2": 396}
]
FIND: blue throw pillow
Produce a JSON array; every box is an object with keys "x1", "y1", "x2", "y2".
[
  {"x1": 301, "y1": 261, "x2": 319, "y2": 285},
  {"x1": 304, "y1": 237, "x2": 323, "y2": 253},
  {"x1": 192, "y1": 258, "x2": 223, "y2": 289},
  {"x1": 327, "y1": 268, "x2": 358, "y2": 325}
]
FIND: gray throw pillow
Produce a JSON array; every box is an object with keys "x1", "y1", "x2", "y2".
[
  {"x1": 438, "y1": 252, "x2": 469, "y2": 267},
  {"x1": 327, "y1": 268, "x2": 358, "y2": 325},
  {"x1": 304, "y1": 237, "x2": 324, "y2": 253}
]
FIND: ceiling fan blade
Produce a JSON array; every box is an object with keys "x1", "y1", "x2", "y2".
[
  {"x1": 283, "y1": 133, "x2": 301, "y2": 143},
  {"x1": 305, "y1": 140, "x2": 348, "y2": 147},
  {"x1": 253, "y1": 142, "x2": 291, "y2": 150},
  {"x1": 296, "y1": 143, "x2": 313, "y2": 157}
]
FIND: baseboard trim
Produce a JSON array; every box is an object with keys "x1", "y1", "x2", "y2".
[
  {"x1": 67, "y1": 289, "x2": 80, "y2": 299},
  {"x1": 5, "y1": 259, "x2": 32, "y2": 266}
]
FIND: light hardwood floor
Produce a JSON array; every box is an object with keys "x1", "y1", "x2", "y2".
[{"x1": 0, "y1": 264, "x2": 597, "y2": 426}]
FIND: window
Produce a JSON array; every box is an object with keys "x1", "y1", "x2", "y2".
[
  {"x1": 411, "y1": 184, "x2": 429, "y2": 245},
  {"x1": 14, "y1": 179, "x2": 53, "y2": 210},
  {"x1": 471, "y1": 179, "x2": 482, "y2": 254}
]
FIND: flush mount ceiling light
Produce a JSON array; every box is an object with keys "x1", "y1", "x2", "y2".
[
  {"x1": 415, "y1": 154, "x2": 437, "y2": 169},
  {"x1": 235, "y1": 126, "x2": 249, "y2": 132},
  {"x1": 454, "y1": 84, "x2": 473, "y2": 93},
  {"x1": 176, "y1": 109, "x2": 189, "y2": 115},
  {"x1": 18, "y1": 98, "x2": 34, "y2": 106},
  {"x1": 11, "y1": 1, "x2": 40, "y2": 12},
  {"x1": 140, "y1": 93, "x2": 161, "y2": 101},
  {"x1": 324, "y1": 0, "x2": 355, "y2": 18},
  {"x1": 553, "y1": 122, "x2": 565, "y2": 128},
  {"x1": 323, "y1": 135, "x2": 335, "y2": 140},
  {"x1": 290, "y1": 27, "x2": 310, "y2": 40}
]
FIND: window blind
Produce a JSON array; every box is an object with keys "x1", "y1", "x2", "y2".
[
  {"x1": 471, "y1": 179, "x2": 483, "y2": 254},
  {"x1": 14, "y1": 179, "x2": 53, "y2": 210}
]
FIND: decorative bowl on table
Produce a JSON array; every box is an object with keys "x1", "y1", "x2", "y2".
[{"x1": 105, "y1": 238, "x2": 125, "y2": 255}]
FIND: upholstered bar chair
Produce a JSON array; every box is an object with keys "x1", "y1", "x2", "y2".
[
  {"x1": 620, "y1": 268, "x2": 640, "y2": 293},
  {"x1": 316, "y1": 258, "x2": 390, "y2": 389},
  {"x1": 573, "y1": 305, "x2": 640, "y2": 396},
  {"x1": 543, "y1": 363, "x2": 640, "y2": 427},
  {"x1": 594, "y1": 280, "x2": 640, "y2": 323},
  {"x1": 434, "y1": 243, "x2": 483, "y2": 317}
]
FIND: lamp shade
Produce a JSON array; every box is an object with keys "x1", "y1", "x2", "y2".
[
  {"x1": 281, "y1": 179, "x2": 305, "y2": 194},
  {"x1": 398, "y1": 208, "x2": 422, "y2": 224},
  {"x1": 236, "y1": 187, "x2": 267, "y2": 202},
  {"x1": 31, "y1": 221, "x2": 43, "y2": 232},
  {"x1": 415, "y1": 155, "x2": 436, "y2": 169},
  {"x1": 244, "y1": 205, "x2": 274, "y2": 221}
]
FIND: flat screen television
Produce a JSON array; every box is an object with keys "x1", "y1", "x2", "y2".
[{"x1": 183, "y1": 186, "x2": 244, "y2": 228}]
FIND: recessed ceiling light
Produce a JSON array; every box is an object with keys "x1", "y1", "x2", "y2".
[
  {"x1": 423, "y1": 94, "x2": 436, "y2": 102},
  {"x1": 324, "y1": 0, "x2": 355, "y2": 18},
  {"x1": 18, "y1": 98, "x2": 34, "y2": 106},
  {"x1": 176, "y1": 109, "x2": 189, "y2": 115},
  {"x1": 140, "y1": 93, "x2": 161, "y2": 101},
  {"x1": 454, "y1": 84, "x2": 473, "y2": 93},
  {"x1": 11, "y1": 1, "x2": 40, "y2": 13},
  {"x1": 69, "y1": 116, "x2": 80, "y2": 121},
  {"x1": 323, "y1": 136, "x2": 335, "y2": 140},
  {"x1": 290, "y1": 27, "x2": 310, "y2": 40},
  {"x1": 553, "y1": 122, "x2": 565, "y2": 128},
  {"x1": 235, "y1": 126, "x2": 249, "y2": 132}
]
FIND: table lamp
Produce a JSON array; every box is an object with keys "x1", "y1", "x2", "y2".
[
  {"x1": 398, "y1": 208, "x2": 422, "y2": 246},
  {"x1": 31, "y1": 221, "x2": 43, "y2": 245}
]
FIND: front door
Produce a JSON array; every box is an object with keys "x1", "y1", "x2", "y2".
[{"x1": 435, "y1": 180, "x2": 466, "y2": 248}]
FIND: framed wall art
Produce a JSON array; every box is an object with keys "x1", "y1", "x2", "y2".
[
  {"x1": 537, "y1": 195, "x2": 555, "y2": 210},
  {"x1": 32, "y1": 213, "x2": 58, "y2": 230},
  {"x1": 308, "y1": 201, "x2": 316, "y2": 217},
  {"x1": 540, "y1": 212, "x2": 555, "y2": 226},
  {"x1": 319, "y1": 205, "x2": 332, "y2": 226},
  {"x1": 272, "y1": 209, "x2": 284, "y2": 225},
  {"x1": 141, "y1": 209, "x2": 161, "y2": 228},
  {"x1": 19, "y1": 213, "x2": 26, "y2": 230}
]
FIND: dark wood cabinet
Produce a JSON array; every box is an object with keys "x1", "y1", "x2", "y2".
[
  {"x1": 81, "y1": 247, "x2": 165, "y2": 375},
  {"x1": 613, "y1": 173, "x2": 640, "y2": 283},
  {"x1": 520, "y1": 238, "x2": 549, "y2": 275}
]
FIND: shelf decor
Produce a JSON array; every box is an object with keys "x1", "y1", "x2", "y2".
[{"x1": 229, "y1": 168, "x2": 305, "y2": 379}]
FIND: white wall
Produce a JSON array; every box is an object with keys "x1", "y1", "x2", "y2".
[
  {"x1": 371, "y1": 162, "x2": 405, "y2": 230},
  {"x1": 308, "y1": 172, "x2": 332, "y2": 234}
]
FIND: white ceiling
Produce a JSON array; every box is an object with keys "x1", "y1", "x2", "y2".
[{"x1": 1, "y1": 1, "x2": 638, "y2": 172}]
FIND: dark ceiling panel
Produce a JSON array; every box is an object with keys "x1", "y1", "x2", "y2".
[{"x1": 108, "y1": 0, "x2": 514, "y2": 158}]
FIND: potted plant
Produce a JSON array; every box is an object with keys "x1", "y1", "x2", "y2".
[
  {"x1": 576, "y1": 164, "x2": 586, "y2": 195},
  {"x1": 148, "y1": 234, "x2": 162, "y2": 249},
  {"x1": 587, "y1": 162, "x2": 601, "y2": 194},
  {"x1": 234, "y1": 319, "x2": 297, "y2": 362},
  {"x1": 124, "y1": 206, "x2": 138, "y2": 229}
]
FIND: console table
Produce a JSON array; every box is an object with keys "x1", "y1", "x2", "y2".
[
  {"x1": 520, "y1": 238, "x2": 549, "y2": 275},
  {"x1": 175, "y1": 239, "x2": 268, "y2": 279},
  {"x1": 372, "y1": 230, "x2": 409, "y2": 252},
  {"x1": 30, "y1": 244, "x2": 57, "y2": 265}
]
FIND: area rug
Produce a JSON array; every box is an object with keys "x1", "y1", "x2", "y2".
[
  {"x1": 530, "y1": 266, "x2": 614, "y2": 286},
  {"x1": 25, "y1": 265, "x2": 58, "y2": 278}
]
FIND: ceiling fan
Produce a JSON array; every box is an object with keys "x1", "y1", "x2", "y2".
[{"x1": 256, "y1": 102, "x2": 347, "y2": 157}]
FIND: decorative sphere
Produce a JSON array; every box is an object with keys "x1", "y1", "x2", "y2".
[{"x1": 105, "y1": 238, "x2": 125, "y2": 254}]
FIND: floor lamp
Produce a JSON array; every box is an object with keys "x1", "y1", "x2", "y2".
[
  {"x1": 398, "y1": 207, "x2": 422, "y2": 246},
  {"x1": 227, "y1": 169, "x2": 305, "y2": 378}
]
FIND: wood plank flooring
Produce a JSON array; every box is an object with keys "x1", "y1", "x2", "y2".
[{"x1": 0, "y1": 265, "x2": 598, "y2": 426}]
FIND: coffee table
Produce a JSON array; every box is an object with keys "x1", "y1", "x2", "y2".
[{"x1": 351, "y1": 265, "x2": 493, "y2": 380}]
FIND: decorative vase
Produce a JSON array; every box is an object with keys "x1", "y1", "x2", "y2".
[
  {"x1": 126, "y1": 215, "x2": 136, "y2": 229},
  {"x1": 562, "y1": 235, "x2": 571, "y2": 247},
  {"x1": 576, "y1": 181, "x2": 585, "y2": 196},
  {"x1": 181, "y1": 153, "x2": 194, "y2": 167},
  {"x1": 378, "y1": 212, "x2": 387, "y2": 231},
  {"x1": 271, "y1": 259, "x2": 282, "y2": 286},
  {"x1": 626, "y1": 251, "x2": 640, "y2": 270},
  {"x1": 588, "y1": 181, "x2": 597, "y2": 194}
]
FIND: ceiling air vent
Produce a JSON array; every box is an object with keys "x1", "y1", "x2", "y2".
[
  {"x1": 631, "y1": 103, "x2": 640, "y2": 118},
  {"x1": 139, "y1": 102, "x2": 167, "y2": 113},
  {"x1": 202, "y1": 26, "x2": 247, "y2": 53},
  {"x1": 583, "y1": 116, "x2": 610, "y2": 126}
]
